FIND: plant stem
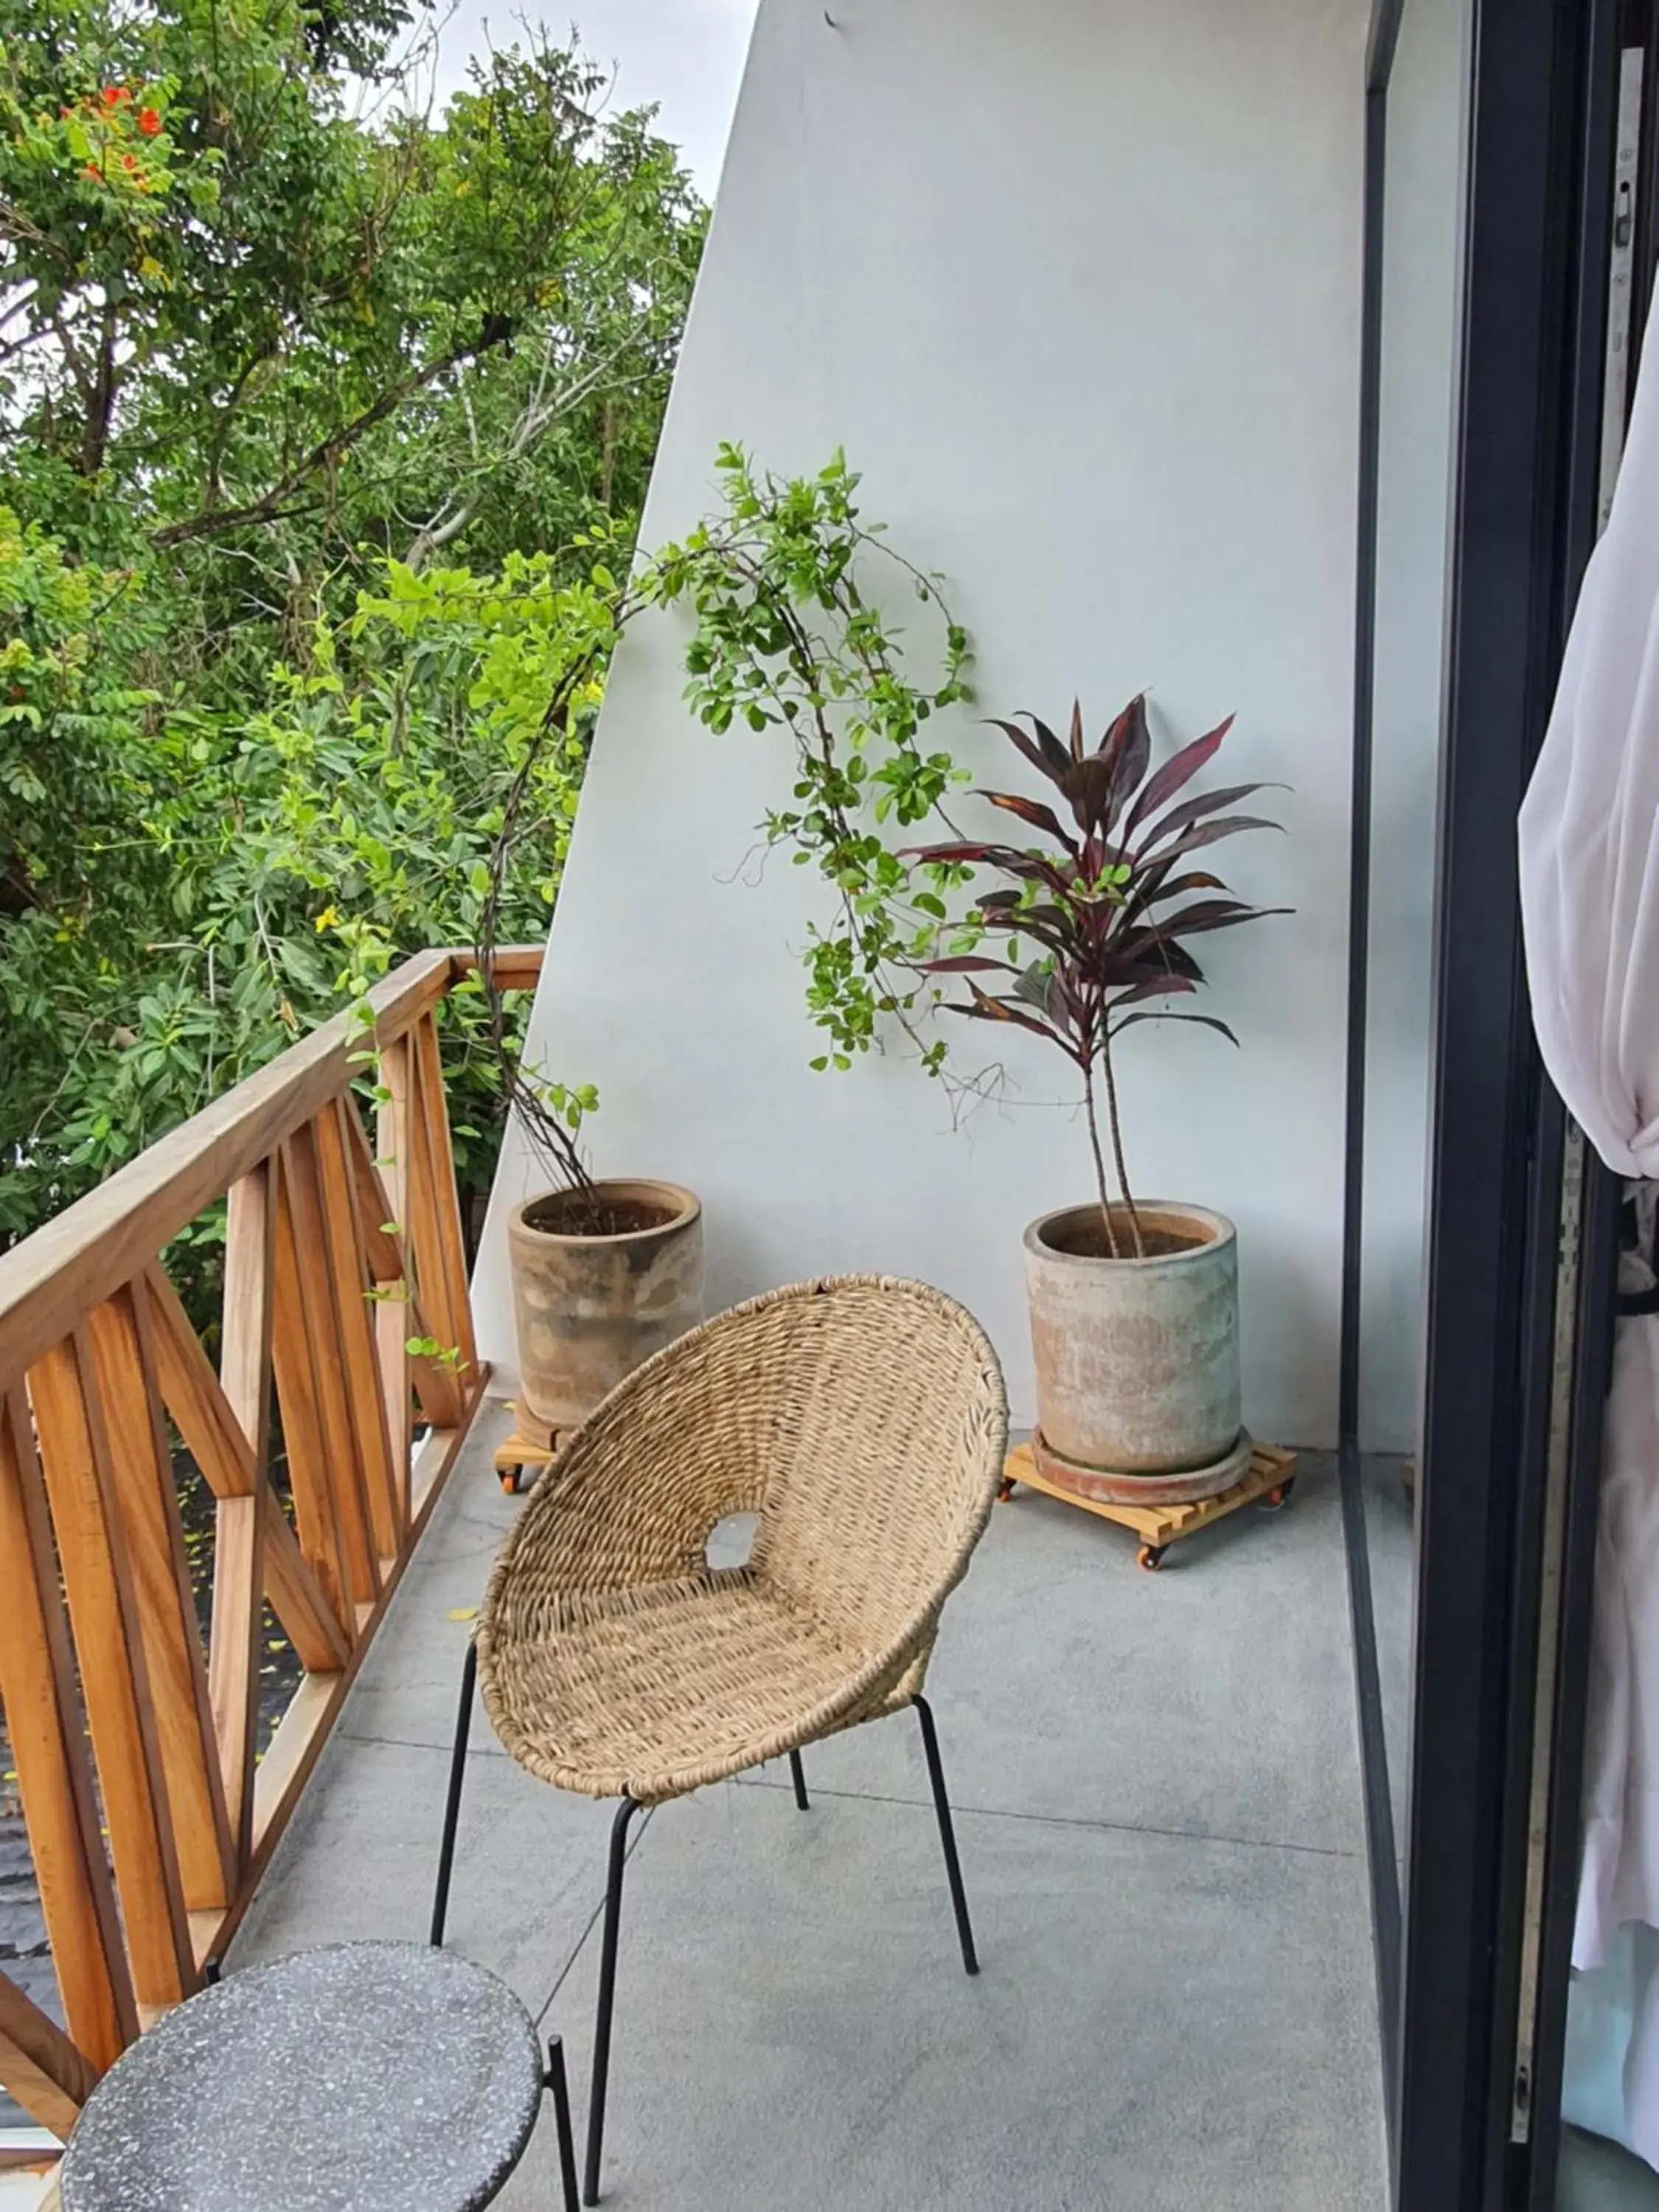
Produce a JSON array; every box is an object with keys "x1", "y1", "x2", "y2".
[
  {"x1": 1081, "y1": 1056, "x2": 1122, "y2": 1260},
  {"x1": 1100, "y1": 1039, "x2": 1144, "y2": 1257}
]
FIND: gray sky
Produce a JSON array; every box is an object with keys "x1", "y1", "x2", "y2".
[{"x1": 432, "y1": 0, "x2": 759, "y2": 194}]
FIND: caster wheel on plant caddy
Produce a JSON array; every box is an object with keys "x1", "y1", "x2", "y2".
[
  {"x1": 997, "y1": 1477, "x2": 1018, "y2": 1503},
  {"x1": 1136, "y1": 1545, "x2": 1166, "y2": 1573},
  {"x1": 499, "y1": 1465, "x2": 523, "y2": 1495},
  {"x1": 1265, "y1": 1478, "x2": 1295, "y2": 1511}
]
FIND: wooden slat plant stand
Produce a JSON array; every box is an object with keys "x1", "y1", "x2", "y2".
[
  {"x1": 494, "y1": 1405, "x2": 569, "y2": 1494},
  {"x1": 998, "y1": 1439, "x2": 1298, "y2": 1571}
]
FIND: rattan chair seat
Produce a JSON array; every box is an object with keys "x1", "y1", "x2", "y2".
[{"x1": 477, "y1": 1274, "x2": 1007, "y2": 1806}]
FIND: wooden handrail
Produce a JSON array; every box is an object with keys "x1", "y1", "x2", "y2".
[
  {"x1": 0, "y1": 944, "x2": 543, "y2": 2143},
  {"x1": 0, "y1": 947, "x2": 544, "y2": 1389}
]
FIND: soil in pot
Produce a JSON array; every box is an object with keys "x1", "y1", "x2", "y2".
[
  {"x1": 1040, "y1": 1205, "x2": 1213, "y2": 1262},
  {"x1": 521, "y1": 1189, "x2": 680, "y2": 1238}
]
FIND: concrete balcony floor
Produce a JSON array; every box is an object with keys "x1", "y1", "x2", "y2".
[{"x1": 230, "y1": 1407, "x2": 1385, "y2": 2211}]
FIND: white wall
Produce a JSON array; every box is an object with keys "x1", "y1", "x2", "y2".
[{"x1": 475, "y1": 0, "x2": 1368, "y2": 1443}]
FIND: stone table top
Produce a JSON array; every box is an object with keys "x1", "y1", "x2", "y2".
[{"x1": 59, "y1": 1941, "x2": 544, "y2": 2212}]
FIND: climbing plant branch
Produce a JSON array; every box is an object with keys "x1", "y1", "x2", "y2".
[
  {"x1": 642, "y1": 444, "x2": 978, "y2": 1076},
  {"x1": 476, "y1": 445, "x2": 987, "y2": 1186}
]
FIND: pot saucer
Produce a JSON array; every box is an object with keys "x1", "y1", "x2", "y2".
[{"x1": 1030, "y1": 1427, "x2": 1254, "y2": 1508}]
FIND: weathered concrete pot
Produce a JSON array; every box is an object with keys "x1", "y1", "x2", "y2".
[
  {"x1": 1023, "y1": 1200, "x2": 1242, "y2": 1504},
  {"x1": 507, "y1": 1180, "x2": 703, "y2": 1433}
]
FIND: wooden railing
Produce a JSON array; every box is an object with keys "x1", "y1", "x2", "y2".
[{"x1": 0, "y1": 945, "x2": 543, "y2": 2140}]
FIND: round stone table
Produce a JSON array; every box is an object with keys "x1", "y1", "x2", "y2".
[{"x1": 59, "y1": 1942, "x2": 549, "y2": 2212}]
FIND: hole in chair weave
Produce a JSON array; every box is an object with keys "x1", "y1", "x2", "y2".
[{"x1": 706, "y1": 1512, "x2": 758, "y2": 1571}]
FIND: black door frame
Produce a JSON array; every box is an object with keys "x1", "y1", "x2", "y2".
[
  {"x1": 1343, "y1": 0, "x2": 1624, "y2": 2205},
  {"x1": 1517, "y1": 13, "x2": 1653, "y2": 2203},
  {"x1": 1337, "y1": 0, "x2": 1406, "y2": 2132},
  {"x1": 1337, "y1": 0, "x2": 1417, "y2": 2140}
]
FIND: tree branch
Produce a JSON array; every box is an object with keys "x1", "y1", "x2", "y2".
[
  {"x1": 0, "y1": 198, "x2": 73, "y2": 265},
  {"x1": 152, "y1": 327, "x2": 512, "y2": 547},
  {"x1": 401, "y1": 316, "x2": 652, "y2": 568}
]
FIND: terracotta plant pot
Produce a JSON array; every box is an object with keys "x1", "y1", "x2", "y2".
[
  {"x1": 1023, "y1": 1200, "x2": 1244, "y2": 1505},
  {"x1": 507, "y1": 1179, "x2": 703, "y2": 1433}
]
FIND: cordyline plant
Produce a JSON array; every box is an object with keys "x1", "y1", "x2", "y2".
[{"x1": 911, "y1": 698, "x2": 1287, "y2": 1260}]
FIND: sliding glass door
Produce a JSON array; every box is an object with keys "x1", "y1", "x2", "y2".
[
  {"x1": 1343, "y1": 2, "x2": 1634, "y2": 2205},
  {"x1": 1342, "y1": 0, "x2": 1470, "y2": 2098}
]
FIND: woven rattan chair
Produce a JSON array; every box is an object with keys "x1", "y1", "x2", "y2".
[{"x1": 429, "y1": 1273, "x2": 1008, "y2": 2205}]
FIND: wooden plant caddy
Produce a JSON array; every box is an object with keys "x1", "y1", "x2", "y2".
[
  {"x1": 494, "y1": 1403, "x2": 571, "y2": 1494},
  {"x1": 998, "y1": 1438, "x2": 1298, "y2": 1571}
]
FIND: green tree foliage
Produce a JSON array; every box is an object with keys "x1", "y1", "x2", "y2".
[{"x1": 0, "y1": 0, "x2": 703, "y2": 1256}]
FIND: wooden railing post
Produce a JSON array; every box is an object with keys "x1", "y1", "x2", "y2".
[
  {"x1": 206, "y1": 1165, "x2": 275, "y2": 1860},
  {"x1": 406, "y1": 1010, "x2": 479, "y2": 1383},
  {"x1": 83, "y1": 1279, "x2": 234, "y2": 1916},
  {"x1": 313, "y1": 1102, "x2": 398, "y2": 1569},
  {"x1": 27, "y1": 1328, "x2": 198, "y2": 2013},
  {"x1": 276, "y1": 1130, "x2": 380, "y2": 1616},
  {"x1": 372, "y1": 1039, "x2": 415, "y2": 1532},
  {"x1": 0, "y1": 1394, "x2": 136, "y2": 2070},
  {"x1": 268, "y1": 1147, "x2": 356, "y2": 1640}
]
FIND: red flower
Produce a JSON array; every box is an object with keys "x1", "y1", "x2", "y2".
[
  {"x1": 136, "y1": 105, "x2": 161, "y2": 136},
  {"x1": 82, "y1": 161, "x2": 100, "y2": 181},
  {"x1": 101, "y1": 83, "x2": 129, "y2": 106},
  {"x1": 121, "y1": 151, "x2": 136, "y2": 170}
]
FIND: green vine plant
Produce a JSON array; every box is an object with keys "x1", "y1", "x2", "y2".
[
  {"x1": 475, "y1": 447, "x2": 997, "y2": 1189},
  {"x1": 643, "y1": 446, "x2": 979, "y2": 1079}
]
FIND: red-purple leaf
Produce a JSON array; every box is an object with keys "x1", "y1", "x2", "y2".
[
  {"x1": 981, "y1": 901, "x2": 1072, "y2": 942},
  {"x1": 1169, "y1": 902, "x2": 1292, "y2": 935},
  {"x1": 902, "y1": 840, "x2": 1000, "y2": 865},
  {"x1": 1123, "y1": 716, "x2": 1235, "y2": 838},
  {"x1": 1112, "y1": 975, "x2": 1198, "y2": 1009},
  {"x1": 1060, "y1": 752, "x2": 1127, "y2": 838},
  {"x1": 1112, "y1": 1009, "x2": 1241, "y2": 1046},
  {"x1": 1114, "y1": 922, "x2": 1233, "y2": 971},
  {"x1": 981, "y1": 914, "x2": 1079, "y2": 964},
  {"x1": 919, "y1": 955, "x2": 1016, "y2": 974},
  {"x1": 1026, "y1": 714, "x2": 1071, "y2": 774},
  {"x1": 1113, "y1": 940, "x2": 1206, "y2": 987},
  {"x1": 1137, "y1": 782, "x2": 1279, "y2": 856},
  {"x1": 1139, "y1": 815, "x2": 1281, "y2": 869},
  {"x1": 1120, "y1": 869, "x2": 1228, "y2": 923},
  {"x1": 953, "y1": 985, "x2": 1075, "y2": 1054},
  {"x1": 1094, "y1": 694, "x2": 1151, "y2": 830},
  {"x1": 1129, "y1": 897, "x2": 1259, "y2": 934},
  {"x1": 978, "y1": 789, "x2": 1074, "y2": 847},
  {"x1": 987, "y1": 717, "x2": 1071, "y2": 785},
  {"x1": 903, "y1": 839, "x2": 1072, "y2": 893}
]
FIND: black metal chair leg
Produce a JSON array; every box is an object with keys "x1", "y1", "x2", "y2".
[
  {"x1": 914, "y1": 1695, "x2": 978, "y2": 1976},
  {"x1": 788, "y1": 1748, "x2": 810, "y2": 1810},
  {"x1": 429, "y1": 1638, "x2": 478, "y2": 1949},
  {"x1": 546, "y1": 2034, "x2": 580, "y2": 2212},
  {"x1": 585, "y1": 1796, "x2": 639, "y2": 2206}
]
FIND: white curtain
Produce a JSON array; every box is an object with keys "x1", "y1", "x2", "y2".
[{"x1": 1518, "y1": 287, "x2": 1659, "y2": 2174}]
